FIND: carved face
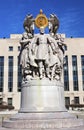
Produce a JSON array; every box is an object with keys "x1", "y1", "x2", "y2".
[{"x1": 39, "y1": 27, "x2": 45, "y2": 34}]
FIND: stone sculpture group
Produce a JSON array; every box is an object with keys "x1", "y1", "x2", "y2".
[{"x1": 19, "y1": 10, "x2": 66, "y2": 81}]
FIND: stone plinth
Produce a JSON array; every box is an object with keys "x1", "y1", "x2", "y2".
[{"x1": 2, "y1": 112, "x2": 84, "y2": 129}]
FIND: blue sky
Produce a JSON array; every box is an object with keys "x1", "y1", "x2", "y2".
[{"x1": 0, "y1": 0, "x2": 84, "y2": 38}]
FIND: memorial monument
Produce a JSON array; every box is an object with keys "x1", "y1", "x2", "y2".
[{"x1": 1, "y1": 10, "x2": 84, "y2": 130}]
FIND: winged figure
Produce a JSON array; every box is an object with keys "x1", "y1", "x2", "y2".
[
  {"x1": 48, "y1": 14, "x2": 59, "y2": 35},
  {"x1": 23, "y1": 14, "x2": 35, "y2": 36}
]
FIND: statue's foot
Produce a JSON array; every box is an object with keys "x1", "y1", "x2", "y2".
[
  {"x1": 47, "y1": 75, "x2": 51, "y2": 80},
  {"x1": 39, "y1": 75, "x2": 43, "y2": 80},
  {"x1": 55, "y1": 75, "x2": 60, "y2": 81}
]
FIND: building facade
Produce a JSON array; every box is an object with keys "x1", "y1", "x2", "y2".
[
  {"x1": 64, "y1": 38, "x2": 84, "y2": 106},
  {"x1": 0, "y1": 34, "x2": 22, "y2": 110},
  {"x1": 0, "y1": 34, "x2": 84, "y2": 110}
]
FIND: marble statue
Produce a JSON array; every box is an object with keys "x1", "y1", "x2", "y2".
[{"x1": 19, "y1": 10, "x2": 66, "y2": 81}]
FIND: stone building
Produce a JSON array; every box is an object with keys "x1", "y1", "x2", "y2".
[{"x1": 0, "y1": 34, "x2": 84, "y2": 110}]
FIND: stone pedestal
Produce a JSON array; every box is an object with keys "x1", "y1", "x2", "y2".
[
  {"x1": 2, "y1": 79, "x2": 84, "y2": 130},
  {"x1": 19, "y1": 79, "x2": 66, "y2": 112}
]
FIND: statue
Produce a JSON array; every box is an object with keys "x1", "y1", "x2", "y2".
[
  {"x1": 30, "y1": 27, "x2": 50, "y2": 79},
  {"x1": 19, "y1": 10, "x2": 66, "y2": 81}
]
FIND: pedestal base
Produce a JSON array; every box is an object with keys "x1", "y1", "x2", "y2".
[
  {"x1": 1, "y1": 126, "x2": 84, "y2": 130},
  {"x1": 2, "y1": 112, "x2": 84, "y2": 129}
]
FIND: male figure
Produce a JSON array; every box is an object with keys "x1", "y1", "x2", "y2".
[
  {"x1": 19, "y1": 32, "x2": 32, "y2": 77},
  {"x1": 31, "y1": 27, "x2": 50, "y2": 79}
]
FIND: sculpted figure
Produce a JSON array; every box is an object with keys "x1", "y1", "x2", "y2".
[
  {"x1": 49, "y1": 14, "x2": 59, "y2": 36},
  {"x1": 55, "y1": 34, "x2": 66, "y2": 66},
  {"x1": 23, "y1": 14, "x2": 34, "y2": 36},
  {"x1": 30, "y1": 27, "x2": 50, "y2": 79},
  {"x1": 19, "y1": 14, "x2": 35, "y2": 79},
  {"x1": 51, "y1": 34, "x2": 66, "y2": 80},
  {"x1": 19, "y1": 32, "x2": 33, "y2": 78},
  {"x1": 29, "y1": 27, "x2": 63, "y2": 80}
]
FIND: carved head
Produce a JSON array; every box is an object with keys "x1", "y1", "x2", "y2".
[{"x1": 39, "y1": 27, "x2": 45, "y2": 34}]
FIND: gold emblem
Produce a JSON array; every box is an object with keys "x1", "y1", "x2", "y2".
[{"x1": 35, "y1": 9, "x2": 48, "y2": 28}]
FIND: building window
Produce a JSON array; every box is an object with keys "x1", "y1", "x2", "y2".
[
  {"x1": 8, "y1": 98, "x2": 12, "y2": 106},
  {"x1": 65, "y1": 97, "x2": 70, "y2": 109},
  {"x1": 83, "y1": 97, "x2": 84, "y2": 102},
  {"x1": 65, "y1": 45, "x2": 67, "y2": 51},
  {"x1": 0, "y1": 56, "x2": 4, "y2": 92},
  {"x1": 0, "y1": 98, "x2": 3, "y2": 105},
  {"x1": 63, "y1": 56, "x2": 69, "y2": 91},
  {"x1": 18, "y1": 46, "x2": 21, "y2": 51},
  {"x1": 9, "y1": 46, "x2": 13, "y2": 51},
  {"x1": 17, "y1": 57, "x2": 22, "y2": 92},
  {"x1": 8, "y1": 56, "x2": 13, "y2": 92},
  {"x1": 72, "y1": 55, "x2": 79, "y2": 91},
  {"x1": 74, "y1": 97, "x2": 79, "y2": 104},
  {"x1": 81, "y1": 55, "x2": 84, "y2": 90}
]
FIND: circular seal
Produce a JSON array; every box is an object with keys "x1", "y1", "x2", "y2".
[{"x1": 35, "y1": 10, "x2": 48, "y2": 28}]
